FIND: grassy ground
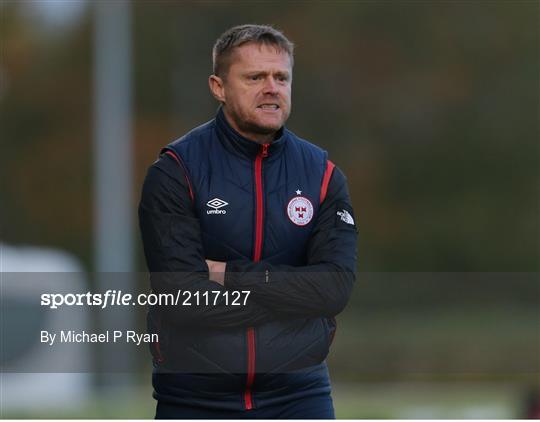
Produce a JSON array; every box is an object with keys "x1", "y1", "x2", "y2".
[
  {"x1": 1, "y1": 381, "x2": 529, "y2": 419},
  {"x1": 332, "y1": 382, "x2": 525, "y2": 418}
]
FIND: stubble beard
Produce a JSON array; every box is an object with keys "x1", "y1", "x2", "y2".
[{"x1": 227, "y1": 106, "x2": 290, "y2": 141}]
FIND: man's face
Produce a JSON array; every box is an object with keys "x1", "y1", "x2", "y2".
[{"x1": 212, "y1": 42, "x2": 292, "y2": 142}]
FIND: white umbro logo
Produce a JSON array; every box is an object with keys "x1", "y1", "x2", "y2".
[{"x1": 207, "y1": 198, "x2": 228, "y2": 215}]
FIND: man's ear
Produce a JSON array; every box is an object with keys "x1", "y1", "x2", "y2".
[{"x1": 208, "y1": 75, "x2": 225, "y2": 103}]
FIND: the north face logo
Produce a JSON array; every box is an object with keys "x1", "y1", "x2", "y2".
[
  {"x1": 337, "y1": 209, "x2": 354, "y2": 225},
  {"x1": 207, "y1": 198, "x2": 228, "y2": 214}
]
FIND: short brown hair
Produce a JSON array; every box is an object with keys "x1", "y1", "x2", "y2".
[{"x1": 212, "y1": 24, "x2": 294, "y2": 77}]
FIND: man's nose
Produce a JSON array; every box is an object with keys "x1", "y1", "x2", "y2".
[{"x1": 262, "y1": 77, "x2": 278, "y2": 94}]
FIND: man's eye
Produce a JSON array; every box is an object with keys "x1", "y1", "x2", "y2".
[{"x1": 250, "y1": 75, "x2": 261, "y2": 81}]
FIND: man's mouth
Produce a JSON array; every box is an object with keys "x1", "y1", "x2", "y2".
[{"x1": 257, "y1": 104, "x2": 280, "y2": 110}]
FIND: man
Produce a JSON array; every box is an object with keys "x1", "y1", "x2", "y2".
[{"x1": 139, "y1": 24, "x2": 358, "y2": 419}]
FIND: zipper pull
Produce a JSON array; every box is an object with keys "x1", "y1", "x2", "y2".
[{"x1": 261, "y1": 143, "x2": 269, "y2": 158}]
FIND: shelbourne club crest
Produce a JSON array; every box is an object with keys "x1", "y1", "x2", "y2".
[{"x1": 287, "y1": 196, "x2": 314, "y2": 226}]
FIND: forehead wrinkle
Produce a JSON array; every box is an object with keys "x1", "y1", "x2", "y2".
[{"x1": 230, "y1": 43, "x2": 291, "y2": 69}]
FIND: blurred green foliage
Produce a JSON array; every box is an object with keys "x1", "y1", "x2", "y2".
[
  {"x1": 0, "y1": 0, "x2": 538, "y2": 388},
  {"x1": 1, "y1": 1, "x2": 537, "y2": 273}
]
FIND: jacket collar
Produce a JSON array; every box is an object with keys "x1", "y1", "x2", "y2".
[{"x1": 215, "y1": 106, "x2": 288, "y2": 160}]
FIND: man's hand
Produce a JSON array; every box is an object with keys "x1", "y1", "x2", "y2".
[{"x1": 206, "y1": 259, "x2": 226, "y2": 285}]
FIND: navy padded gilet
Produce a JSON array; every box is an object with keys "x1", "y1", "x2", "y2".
[{"x1": 154, "y1": 109, "x2": 334, "y2": 410}]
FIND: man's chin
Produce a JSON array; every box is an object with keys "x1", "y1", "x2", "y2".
[{"x1": 248, "y1": 119, "x2": 286, "y2": 135}]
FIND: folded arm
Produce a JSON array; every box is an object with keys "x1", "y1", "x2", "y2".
[
  {"x1": 138, "y1": 153, "x2": 277, "y2": 328},
  {"x1": 223, "y1": 165, "x2": 358, "y2": 318}
]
